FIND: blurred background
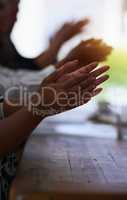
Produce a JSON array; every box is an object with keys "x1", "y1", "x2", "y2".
[{"x1": 11, "y1": 0, "x2": 127, "y2": 139}]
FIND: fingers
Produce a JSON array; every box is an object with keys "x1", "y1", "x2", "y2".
[
  {"x1": 63, "y1": 71, "x2": 91, "y2": 89},
  {"x1": 75, "y1": 18, "x2": 90, "y2": 30},
  {"x1": 103, "y1": 46, "x2": 113, "y2": 56},
  {"x1": 80, "y1": 77, "x2": 96, "y2": 89},
  {"x1": 65, "y1": 73, "x2": 109, "y2": 106},
  {"x1": 92, "y1": 88, "x2": 103, "y2": 97},
  {"x1": 67, "y1": 73, "x2": 108, "y2": 99},
  {"x1": 62, "y1": 63, "x2": 109, "y2": 89},
  {"x1": 43, "y1": 60, "x2": 79, "y2": 84},
  {"x1": 73, "y1": 62, "x2": 98, "y2": 74},
  {"x1": 63, "y1": 72, "x2": 87, "y2": 89},
  {"x1": 57, "y1": 60, "x2": 79, "y2": 76},
  {"x1": 71, "y1": 76, "x2": 96, "y2": 93},
  {"x1": 67, "y1": 86, "x2": 103, "y2": 109},
  {"x1": 77, "y1": 87, "x2": 103, "y2": 107},
  {"x1": 91, "y1": 65, "x2": 110, "y2": 78},
  {"x1": 62, "y1": 78, "x2": 106, "y2": 110},
  {"x1": 83, "y1": 38, "x2": 95, "y2": 45},
  {"x1": 80, "y1": 38, "x2": 113, "y2": 51},
  {"x1": 44, "y1": 61, "x2": 107, "y2": 87},
  {"x1": 96, "y1": 74, "x2": 109, "y2": 86},
  {"x1": 79, "y1": 87, "x2": 103, "y2": 106},
  {"x1": 85, "y1": 39, "x2": 105, "y2": 46},
  {"x1": 90, "y1": 39, "x2": 102, "y2": 45},
  {"x1": 65, "y1": 69, "x2": 108, "y2": 109},
  {"x1": 59, "y1": 62, "x2": 98, "y2": 88}
]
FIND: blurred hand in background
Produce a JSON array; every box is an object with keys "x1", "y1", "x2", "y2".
[
  {"x1": 56, "y1": 39, "x2": 113, "y2": 68},
  {"x1": 35, "y1": 19, "x2": 90, "y2": 67}
]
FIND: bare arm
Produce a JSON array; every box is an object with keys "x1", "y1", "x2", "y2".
[
  {"x1": 0, "y1": 105, "x2": 42, "y2": 156},
  {"x1": 3, "y1": 101, "x2": 22, "y2": 118},
  {"x1": 34, "y1": 48, "x2": 58, "y2": 69}
]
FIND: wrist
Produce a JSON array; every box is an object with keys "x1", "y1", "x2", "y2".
[
  {"x1": 49, "y1": 37, "x2": 63, "y2": 54},
  {"x1": 26, "y1": 93, "x2": 48, "y2": 120},
  {"x1": 47, "y1": 48, "x2": 58, "y2": 64}
]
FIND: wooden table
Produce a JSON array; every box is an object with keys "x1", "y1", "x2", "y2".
[{"x1": 10, "y1": 134, "x2": 127, "y2": 200}]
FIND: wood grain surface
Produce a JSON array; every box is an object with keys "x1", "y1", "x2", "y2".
[{"x1": 10, "y1": 134, "x2": 127, "y2": 200}]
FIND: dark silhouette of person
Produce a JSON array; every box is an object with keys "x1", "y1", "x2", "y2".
[{"x1": 0, "y1": 0, "x2": 89, "y2": 70}]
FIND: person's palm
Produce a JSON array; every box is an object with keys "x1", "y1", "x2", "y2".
[{"x1": 64, "y1": 39, "x2": 113, "y2": 67}]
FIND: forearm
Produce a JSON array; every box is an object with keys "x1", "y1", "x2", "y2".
[
  {"x1": 0, "y1": 105, "x2": 43, "y2": 156},
  {"x1": 35, "y1": 40, "x2": 63, "y2": 69},
  {"x1": 3, "y1": 101, "x2": 22, "y2": 118},
  {"x1": 35, "y1": 50, "x2": 55, "y2": 69}
]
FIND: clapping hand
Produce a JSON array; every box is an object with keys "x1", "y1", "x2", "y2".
[
  {"x1": 35, "y1": 19, "x2": 90, "y2": 68},
  {"x1": 50, "y1": 18, "x2": 90, "y2": 46},
  {"x1": 35, "y1": 61, "x2": 110, "y2": 118},
  {"x1": 57, "y1": 39, "x2": 112, "y2": 68}
]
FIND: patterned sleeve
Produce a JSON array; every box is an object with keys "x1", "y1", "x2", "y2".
[{"x1": 0, "y1": 96, "x2": 4, "y2": 120}]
